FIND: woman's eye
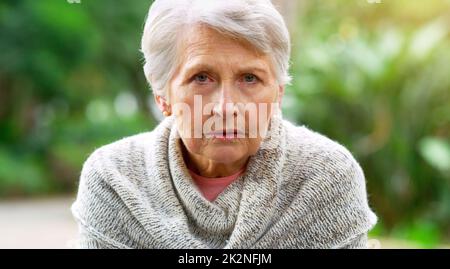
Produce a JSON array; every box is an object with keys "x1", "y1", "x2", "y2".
[
  {"x1": 193, "y1": 73, "x2": 210, "y2": 83},
  {"x1": 243, "y1": 74, "x2": 258, "y2": 83}
]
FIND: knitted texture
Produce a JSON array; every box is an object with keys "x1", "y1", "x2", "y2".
[{"x1": 71, "y1": 113, "x2": 377, "y2": 249}]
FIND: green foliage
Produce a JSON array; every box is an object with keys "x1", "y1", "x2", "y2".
[
  {"x1": 0, "y1": 0, "x2": 156, "y2": 195},
  {"x1": 419, "y1": 137, "x2": 450, "y2": 172},
  {"x1": 391, "y1": 220, "x2": 442, "y2": 248},
  {"x1": 284, "y1": 0, "x2": 450, "y2": 245}
]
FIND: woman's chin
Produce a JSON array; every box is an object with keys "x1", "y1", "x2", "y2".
[{"x1": 204, "y1": 145, "x2": 247, "y2": 164}]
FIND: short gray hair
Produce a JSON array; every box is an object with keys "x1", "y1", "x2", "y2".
[{"x1": 140, "y1": 0, "x2": 292, "y2": 99}]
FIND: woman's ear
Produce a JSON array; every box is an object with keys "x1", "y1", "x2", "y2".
[
  {"x1": 154, "y1": 95, "x2": 170, "y2": 113},
  {"x1": 277, "y1": 85, "x2": 285, "y2": 106}
]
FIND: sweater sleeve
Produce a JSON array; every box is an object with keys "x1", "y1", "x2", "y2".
[
  {"x1": 288, "y1": 137, "x2": 378, "y2": 249},
  {"x1": 340, "y1": 233, "x2": 369, "y2": 249},
  {"x1": 323, "y1": 147, "x2": 377, "y2": 249},
  {"x1": 72, "y1": 222, "x2": 110, "y2": 249},
  {"x1": 70, "y1": 148, "x2": 134, "y2": 249}
]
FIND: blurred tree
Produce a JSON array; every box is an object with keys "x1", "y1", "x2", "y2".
[
  {"x1": 0, "y1": 0, "x2": 156, "y2": 196},
  {"x1": 283, "y1": 0, "x2": 450, "y2": 246}
]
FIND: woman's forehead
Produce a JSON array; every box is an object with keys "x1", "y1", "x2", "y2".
[
  {"x1": 177, "y1": 25, "x2": 273, "y2": 74},
  {"x1": 180, "y1": 24, "x2": 264, "y2": 57}
]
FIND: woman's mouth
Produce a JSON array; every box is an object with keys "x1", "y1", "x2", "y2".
[{"x1": 205, "y1": 129, "x2": 245, "y2": 141}]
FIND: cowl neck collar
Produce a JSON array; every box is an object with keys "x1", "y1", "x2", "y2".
[{"x1": 150, "y1": 113, "x2": 286, "y2": 248}]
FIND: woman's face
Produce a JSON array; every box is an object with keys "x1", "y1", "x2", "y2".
[{"x1": 165, "y1": 24, "x2": 283, "y2": 165}]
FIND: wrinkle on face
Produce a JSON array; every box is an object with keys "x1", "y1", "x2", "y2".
[{"x1": 167, "y1": 23, "x2": 281, "y2": 177}]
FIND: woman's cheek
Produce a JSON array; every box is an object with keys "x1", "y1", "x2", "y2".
[{"x1": 183, "y1": 138, "x2": 203, "y2": 153}]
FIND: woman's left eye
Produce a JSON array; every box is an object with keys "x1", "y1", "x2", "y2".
[
  {"x1": 193, "y1": 73, "x2": 210, "y2": 83},
  {"x1": 243, "y1": 74, "x2": 258, "y2": 83}
]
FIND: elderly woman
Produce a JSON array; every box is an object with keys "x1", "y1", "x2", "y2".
[{"x1": 71, "y1": 0, "x2": 377, "y2": 249}]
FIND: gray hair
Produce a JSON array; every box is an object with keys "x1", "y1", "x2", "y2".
[{"x1": 140, "y1": 0, "x2": 292, "y2": 99}]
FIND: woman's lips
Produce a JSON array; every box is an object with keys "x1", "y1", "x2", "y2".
[{"x1": 205, "y1": 129, "x2": 245, "y2": 140}]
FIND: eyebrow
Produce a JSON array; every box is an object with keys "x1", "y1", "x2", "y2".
[{"x1": 182, "y1": 62, "x2": 270, "y2": 78}]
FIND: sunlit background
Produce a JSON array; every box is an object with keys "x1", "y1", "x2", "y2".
[{"x1": 0, "y1": 0, "x2": 449, "y2": 248}]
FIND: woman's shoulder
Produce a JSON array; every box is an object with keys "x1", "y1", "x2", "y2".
[
  {"x1": 281, "y1": 119, "x2": 377, "y2": 244},
  {"x1": 84, "y1": 131, "x2": 155, "y2": 167},
  {"x1": 85, "y1": 117, "x2": 173, "y2": 166},
  {"x1": 282, "y1": 119, "x2": 360, "y2": 167},
  {"x1": 281, "y1": 119, "x2": 367, "y2": 194},
  {"x1": 72, "y1": 130, "x2": 161, "y2": 248},
  {"x1": 78, "y1": 124, "x2": 166, "y2": 189}
]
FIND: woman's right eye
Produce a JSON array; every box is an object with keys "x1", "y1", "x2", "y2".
[{"x1": 193, "y1": 73, "x2": 210, "y2": 84}]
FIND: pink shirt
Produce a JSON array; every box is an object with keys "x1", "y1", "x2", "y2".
[{"x1": 188, "y1": 166, "x2": 246, "y2": 202}]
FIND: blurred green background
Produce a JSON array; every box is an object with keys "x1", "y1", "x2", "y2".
[{"x1": 0, "y1": 0, "x2": 449, "y2": 248}]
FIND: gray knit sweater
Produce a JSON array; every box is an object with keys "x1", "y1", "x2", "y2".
[{"x1": 71, "y1": 113, "x2": 377, "y2": 249}]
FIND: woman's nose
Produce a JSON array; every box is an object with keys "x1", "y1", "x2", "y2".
[{"x1": 212, "y1": 85, "x2": 238, "y2": 118}]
